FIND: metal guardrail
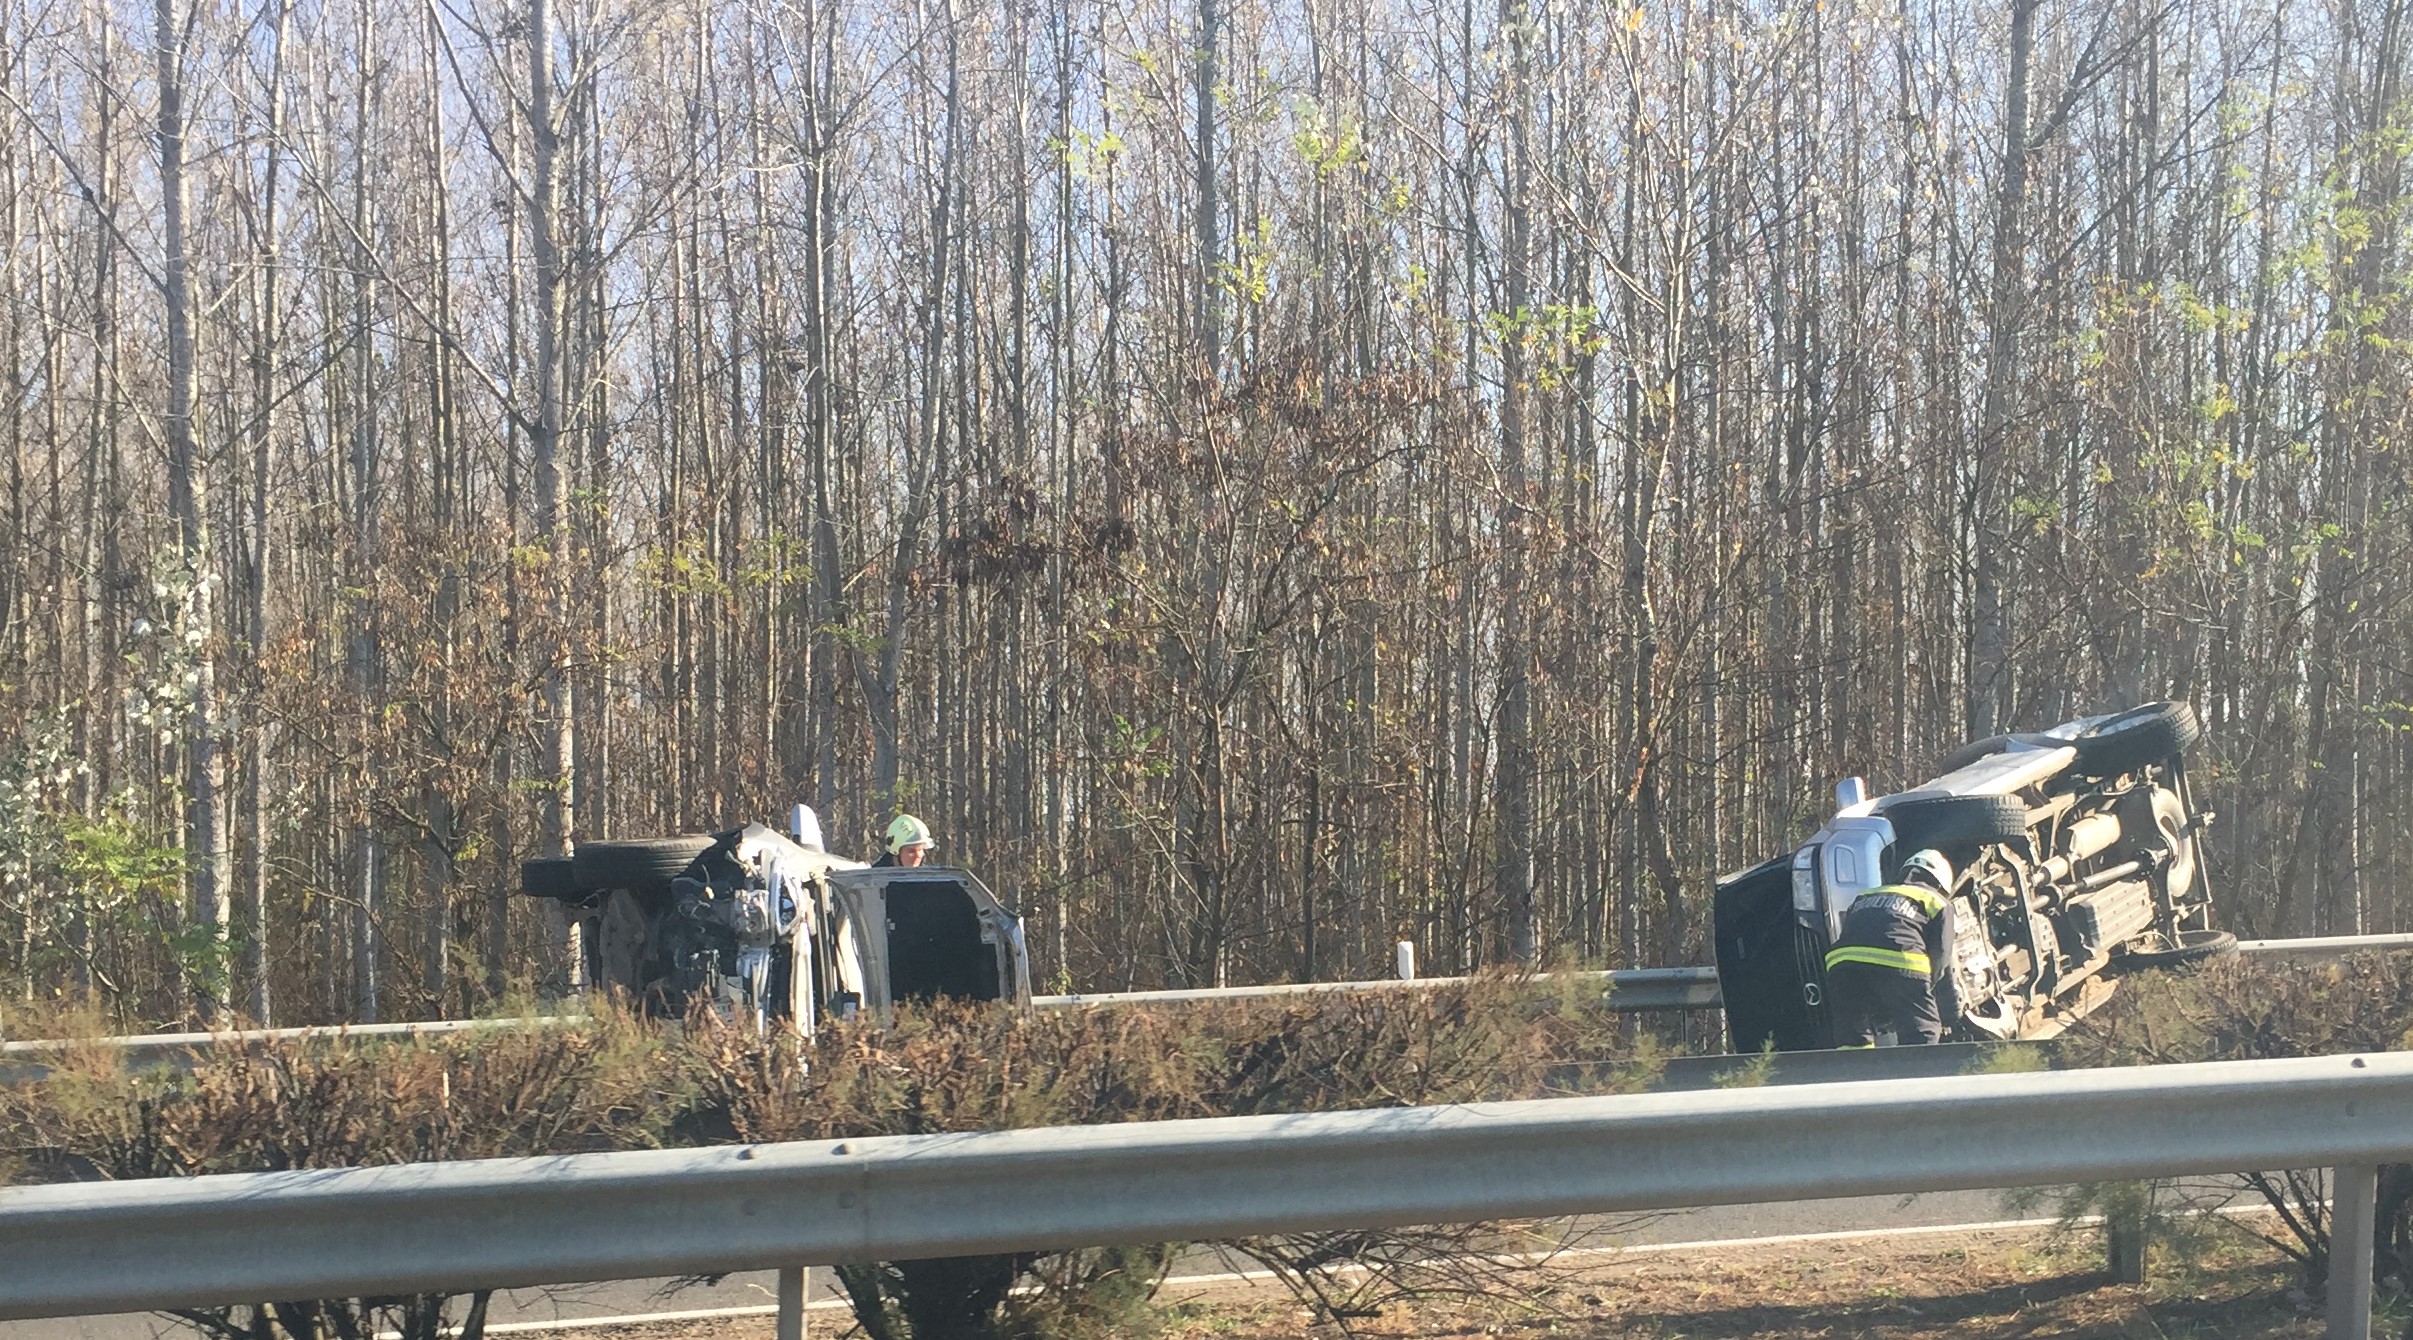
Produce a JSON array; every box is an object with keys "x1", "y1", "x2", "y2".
[
  {"x1": 1650, "y1": 1038, "x2": 2023, "y2": 1089},
  {"x1": 0, "y1": 1017, "x2": 577, "y2": 1085},
  {"x1": 1031, "y1": 965, "x2": 1720, "y2": 1012},
  {"x1": 2235, "y1": 933, "x2": 2413, "y2": 961},
  {"x1": 1028, "y1": 930, "x2": 2413, "y2": 1013},
  {"x1": 0, "y1": 1051, "x2": 2405, "y2": 1337},
  {"x1": 0, "y1": 1015, "x2": 568, "y2": 1060},
  {"x1": 0, "y1": 970, "x2": 1715, "y2": 1083},
  {"x1": 8, "y1": 932, "x2": 2410, "y2": 1081}
]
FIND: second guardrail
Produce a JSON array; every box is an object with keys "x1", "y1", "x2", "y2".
[{"x1": 6, "y1": 931, "x2": 2408, "y2": 1081}]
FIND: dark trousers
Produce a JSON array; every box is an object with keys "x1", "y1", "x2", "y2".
[{"x1": 1825, "y1": 962, "x2": 1943, "y2": 1046}]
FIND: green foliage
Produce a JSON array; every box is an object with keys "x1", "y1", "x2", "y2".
[
  {"x1": 61, "y1": 817, "x2": 187, "y2": 908},
  {"x1": 1289, "y1": 95, "x2": 1364, "y2": 176},
  {"x1": 1960, "y1": 1041, "x2": 2048, "y2": 1074},
  {"x1": 120, "y1": 552, "x2": 206, "y2": 740},
  {"x1": 2001, "y1": 1177, "x2": 2233, "y2": 1288},
  {"x1": 0, "y1": 712, "x2": 197, "y2": 1013},
  {"x1": 1479, "y1": 304, "x2": 1605, "y2": 391},
  {"x1": 1709, "y1": 1038, "x2": 1779, "y2": 1088},
  {"x1": 0, "y1": 713, "x2": 82, "y2": 962},
  {"x1": 1060, "y1": 126, "x2": 1125, "y2": 182}
]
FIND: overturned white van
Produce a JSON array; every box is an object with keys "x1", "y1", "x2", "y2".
[{"x1": 520, "y1": 821, "x2": 1032, "y2": 1031}]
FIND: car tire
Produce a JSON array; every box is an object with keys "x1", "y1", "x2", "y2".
[
  {"x1": 2119, "y1": 928, "x2": 2237, "y2": 971},
  {"x1": 2071, "y1": 701, "x2": 2201, "y2": 777},
  {"x1": 572, "y1": 835, "x2": 716, "y2": 894},
  {"x1": 520, "y1": 855, "x2": 587, "y2": 900},
  {"x1": 1885, "y1": 794, "x2": 2030, "y2": 851}
]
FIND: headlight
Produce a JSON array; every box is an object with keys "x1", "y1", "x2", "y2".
[{"x1": 1792, "y1": 867, "x2": 1818, "y2": 911}]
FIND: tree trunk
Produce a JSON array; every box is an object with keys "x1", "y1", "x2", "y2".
[
  {"x1": 1967, "y1": 0, "x2": 2037, "y2": 738},
  {"x1": 526, "y1": 0, "x2": 580, "y2": 990},
  {"x1": 1193, "y1": 0, "x2": 1220, "y2": 365},
  {"x1": 244, "y1": 0, "x2": 293, "y2": 1024},
  {"x1": 1493, "y1": 0, "x2": 1535, "y2": 966},
  {"x1": 156, "y1": 0, "x2": 230, "y2": 1022}
]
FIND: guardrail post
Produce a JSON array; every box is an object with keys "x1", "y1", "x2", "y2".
[
  {"x1": 2328, "y1": 1163, "x2": 2377, "y2": 1340},
  {"x1": 1395, "y1": 942, "x2": 1416, "y2": 981},
  {"x1": 2105, "y1": 1188, "x2": 2149, "y2": 1285},
  {"x1": 777, "y1": 1265, "x2": 807, "y2": 1340}
]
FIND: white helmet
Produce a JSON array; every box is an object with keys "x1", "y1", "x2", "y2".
[
  {"x1": 1900, "y1": 848, "x2": 1954, "y2": 890},
  {"x1": 885, "y1": 813, "x2": 935, "y2": 855}
]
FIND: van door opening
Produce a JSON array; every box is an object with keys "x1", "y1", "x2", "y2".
[{"x1": 885, "y1": 878, "x2": 1002, "y2": 1003}]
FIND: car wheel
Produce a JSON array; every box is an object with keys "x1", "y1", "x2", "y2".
[
  {"x1": 572, "y1": 835, "x2": 717, "y2": 894},
  {"x1": 2070, "y1": 701, "x2": 2201, "y2": 777},
  {"x1": 595, "y1": 889, "x2": 652, "y2": 996},
  {"x1": 2119, "y1": 928, "x2": 2237, "y2": 971},
  {"x1": 520, "y1": 855, "x2": 588, "y2": 900},
  {"x1": 1885, "y1": 794, "x2": 2030, "y2": 851}
]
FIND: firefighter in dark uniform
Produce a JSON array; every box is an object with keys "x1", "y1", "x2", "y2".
[{"x1": 1823, "y1": 848, "x2": 1962, "y2": 1047}]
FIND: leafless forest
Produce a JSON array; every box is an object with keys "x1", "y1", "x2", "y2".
[{"x1": 0, "y1": 0, "x2": 2406, "y2": 1026}]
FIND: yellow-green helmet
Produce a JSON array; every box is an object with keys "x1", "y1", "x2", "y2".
[{"x1": 885, "y1": 813, "x2": 935, "y2": 855}]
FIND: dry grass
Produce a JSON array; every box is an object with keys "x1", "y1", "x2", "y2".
[
  {"x1": 1152, "y1": 1227, "x2": 2337, "y2": 1339},
  {"x1": 520, "y1": 1225, "x2": 2343, "y2": 1340}
]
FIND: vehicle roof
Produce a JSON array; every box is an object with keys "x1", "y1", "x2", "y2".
[{"x1": 1877, "y1": 742, "x2": 2075, "y2": 807}]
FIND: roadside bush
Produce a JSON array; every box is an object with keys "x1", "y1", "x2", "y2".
[
  {"x1": 3, "y1": 976, "x2": 1663, "y2": 1340},
  {"x1": 2061, "y1": 955, "x2": 2413, "y2": 1293},
  {"x1": 0, "y1": 1007, "x2": 687, "y2": 1340},
  {"x1": 677, "y1": 975, "x2": 1661, "y2": 1338}
]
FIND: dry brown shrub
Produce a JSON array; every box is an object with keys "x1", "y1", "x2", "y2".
[
  {"x1": 673, "y1": 975, "x2": 1658, "y2": 1338},
  {"x1": 3, "y1": 976, "x2": 1662, "y2": 1340},
  {"x1": 2061, "y1": 954, "x2": 2413, "y2": 1292},
  {"x1": 676, "y1": 974, "x2": 1658, "y2": 1144},
  {"x1": 0, "y1": 1006, "x2": 688, "y2": 1340}
]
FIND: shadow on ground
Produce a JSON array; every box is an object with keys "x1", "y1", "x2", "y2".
[{"x1": 1488, "y1": 1261, "x2": 2322, "y2": 1339}]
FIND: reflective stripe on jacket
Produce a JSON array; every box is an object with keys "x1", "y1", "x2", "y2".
[
  {"x1": 1824, "y1": 879, "x2": 1963, "y2": 1029},
  {"x1": 1825, "y1": 943, "x2": 1931, "y2": 974},
  {"x1": 1825, "y1": 883, "x2": 1952, "y2": 981}
]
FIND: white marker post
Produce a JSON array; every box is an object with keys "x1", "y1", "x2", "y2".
[{"x1": 2329, "y1": 1163, "x2": 2377, "y2": 1340}]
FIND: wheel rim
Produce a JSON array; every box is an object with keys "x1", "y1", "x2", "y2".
[{"x1": 2151, "y1": 787, "x2": 2197, "y2": 899}]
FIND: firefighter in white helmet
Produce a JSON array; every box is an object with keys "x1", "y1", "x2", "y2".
[
  {"x1": 876, "y1": 813, "x2": 935, "y2": 868},
  {"x1": 1823, "y1": 847, "x2": 1962, "y2": 1047}
]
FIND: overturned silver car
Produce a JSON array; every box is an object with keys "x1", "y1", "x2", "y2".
[
  {"x1": 1715, "y1": 701, "x2": 2219, "y2": 1050},
  {"x1": 520, "y1": 817, "x2": 1033, "y2": 1031}
]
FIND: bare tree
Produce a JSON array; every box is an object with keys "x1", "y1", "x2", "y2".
[
  {"x1": 6, "y1": 0, "x2": 2413, "y2": 1020},
  {"x1": 155, "y1": 0, "x2": 231, "y2": 1020}
]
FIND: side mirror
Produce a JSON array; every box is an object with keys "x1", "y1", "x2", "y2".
[
  {"x1": 1836, "y1": 776, "x2": 1867, "y2": 809},
  {"x1": 790, "y1": 803, "x2": 824, "y2": 850}
]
